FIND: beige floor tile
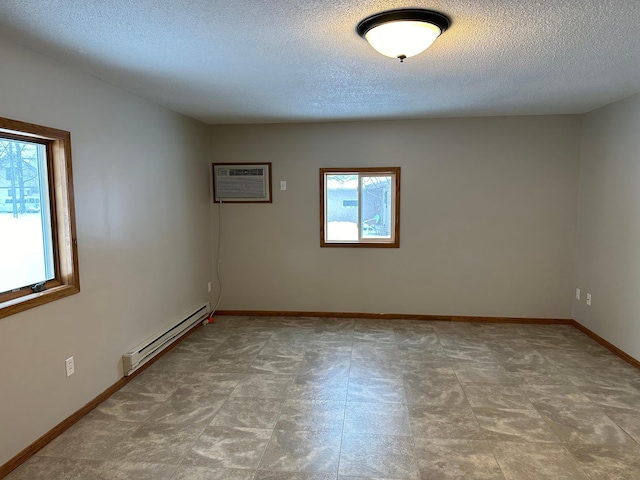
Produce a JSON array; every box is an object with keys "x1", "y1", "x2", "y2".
[
  {"x1": 409, "y1": 404, "x2": 483, "y2": 440},
  {"x1": 259, "y1": 430, "x2": 341, "y2": 474},
  {"x1": 473, "y1": 408, "x2": 560, "y2": 443},
  {"x1": 413, "y1": 438, "x2": 504, "y2": 479},
  {"x1": 276, "y1": 400, "x2": 345, "y2": 433},
  {"x1": 492, "y1": 442, "x2": 589, "y2": 480},
  {"x1": 211, "y1": 397, "x2": 284, "y2": 429},
  {"x1": 344, "y1": 401, "x2": 411, "y2": 436},
  {"x1": 463, "y1": 384, "x2": 534, "y2": 410},
  {"x1": 566, "y1": 443, "x2": 640, "y2": 480},
  {"x1": 339, "y1": 433, "x2": 419, "y2": 479},
  {"x1": 185, "y1": 426, "x2": 272, "y2": 469},
  {"x1": 8, "y1": 318, "x2": 640, "y2": 480},
  {"x1": 535, "y1": 404, "x2": 635, "y2": 445}
]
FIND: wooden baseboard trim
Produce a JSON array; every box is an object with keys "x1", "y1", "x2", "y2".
[
  {"x1": 214, "y1": 310, "x2": 573, "y2": 325},
  {"x1": 0, "y1": 378, "x2": 129, "y2": 479},
  {"x1": 571, "y1": 320, "x2": 640, "y2": 371},
  {"x1": 0, "y1": 323, "x2": 202, "y2": 479}
]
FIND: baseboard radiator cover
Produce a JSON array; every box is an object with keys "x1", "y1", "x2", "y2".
[{"x1": 122, "y1": 302, "x2": 210, "y2": 376}]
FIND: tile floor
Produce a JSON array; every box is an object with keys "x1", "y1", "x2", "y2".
[{"x1": 7, "y1": 316, "x2": 640, "y2": 479}]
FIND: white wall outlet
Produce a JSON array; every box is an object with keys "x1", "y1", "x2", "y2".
[
  {"x1": 576, "y1": 288, "x2": 581, "y2": 300},
  {"x1": 65, "y1": 356, "x2": 75, "y2": 377},
  {"x1": 586, "y1": 293, "x2": 592, "y2": 306},
  {"x1": 207, "y1": 282, "x2": 212, "y2": 293},
  {"x1": 280, "y1": 180, "x2": 287, "y2": 191}
]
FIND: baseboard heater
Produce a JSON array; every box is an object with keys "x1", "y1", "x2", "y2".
[{"x1": 122, "y1": 303, "x2": 210, "y2": 376}]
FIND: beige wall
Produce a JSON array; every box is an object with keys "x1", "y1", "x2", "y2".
[
  {"x1": 0, "y1": 40, "x2": 210, "y2": 464},
  {"x1": 574, "y1": 93, "x2": 640, "y2": 360},
  {"x1": 6, "y1": 30, "x2": 632, "y2": 468},
  {"x1": 209, "y1": 116, "x2": 581, "y2": 318}
]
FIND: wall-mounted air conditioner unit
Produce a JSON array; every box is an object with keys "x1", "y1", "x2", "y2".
[{"x1": 212, "y1": 162, "x2": 272, "y2": 203}]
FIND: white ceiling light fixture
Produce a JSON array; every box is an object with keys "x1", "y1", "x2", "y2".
[{"x1": 357, "y1": 9, "x2": 451, "y2": 62}]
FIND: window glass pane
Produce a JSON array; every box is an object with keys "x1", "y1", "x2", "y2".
[
  {"x1": 325, "y1": 174, "x2": 358, "y2": 241},
  {"x1": 361, "y1": 175, "x2": 393, "y2": 239},
  {"x1": 0, "y1": 138, "x2": 54, "y2": 293}
]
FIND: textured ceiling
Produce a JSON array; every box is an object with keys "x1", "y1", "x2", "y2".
[{"x1": 1, "y1": 1, "x2": 639, "y2": 124}]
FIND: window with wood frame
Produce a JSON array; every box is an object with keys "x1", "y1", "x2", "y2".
[
  {"x1": 0, "y1": 117, "x2": 79, "y2": 319},
  {"x1": 320, "y1": 167, "x2": 400, "y2": 247}
]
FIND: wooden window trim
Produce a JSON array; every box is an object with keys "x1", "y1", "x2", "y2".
[
  {"x1": 0, "y1": 117, "x2": 80, "y2": 319},
  {"x1": 320, "y1": 167, "x2": 401, "y2": 248}
]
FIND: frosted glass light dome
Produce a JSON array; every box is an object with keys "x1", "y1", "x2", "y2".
[
  {"x1": 365, "y1": 20, "x2": 442, "y2": 59},
  {"x1": 357, "y1": 9, "x2": 450, "y2": 62}
]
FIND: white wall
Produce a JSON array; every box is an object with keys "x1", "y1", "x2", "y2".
[
  {"x1": 0, "y1": 40, "x2": 210, "y2": 465},
  {"x1": 209, "y1": 116, "x2": 581, "y2": 318},
  {"x1": 574, "y1": 93, "x2": 640, "y2": 360}
]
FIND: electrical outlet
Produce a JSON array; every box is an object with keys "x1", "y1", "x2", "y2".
[
  {"x1": 586, "y1": 293, "x2": 592, "y2": 306},
  {"x1": 65, "y1": 356, "x2": 75, "y2": 377},
  {"x1": 576, "y1": 288, "x2": 581, "y2": 300},
  {"x1": 207, "y1": 282, "x2": 212, "y2": 293},
  {"x1": 280, "y1": 180, "x2": 287, "y2": 191}
]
